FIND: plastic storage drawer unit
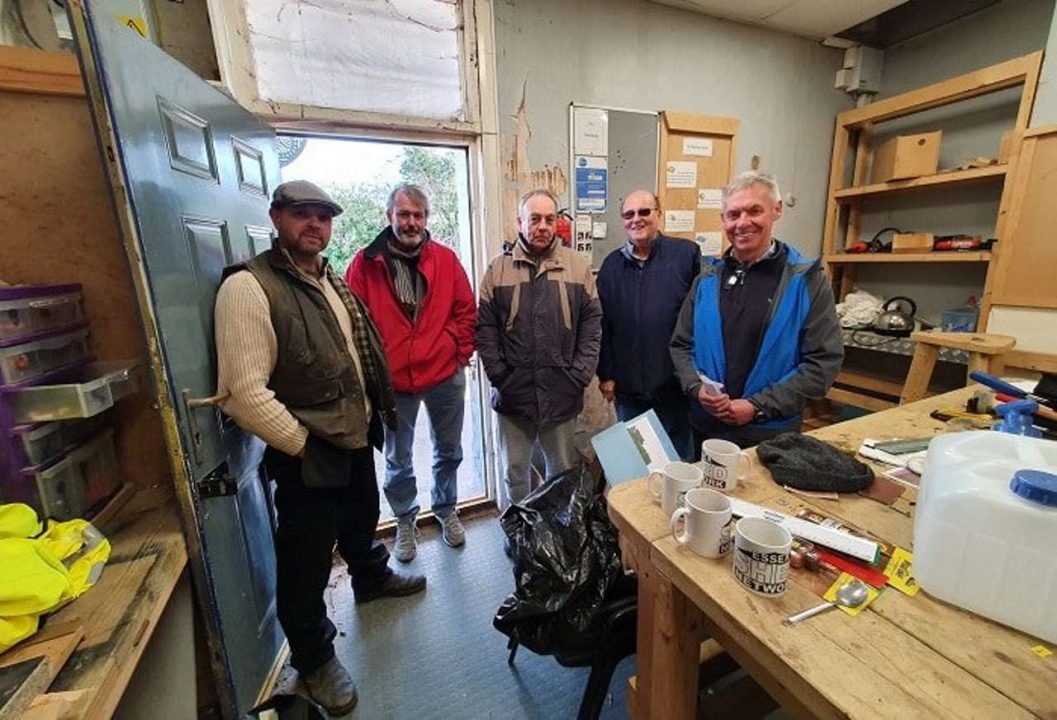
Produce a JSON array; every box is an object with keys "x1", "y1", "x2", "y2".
[
  {"x1": 0, "y1": 327, "x2": 91, "y2": 387},
  {"x1": 3, "y1": 428, "x2": 119, "y2": 520},
  {"x1": 0, "y1": 284, "x2": 84, "y2": 343}
]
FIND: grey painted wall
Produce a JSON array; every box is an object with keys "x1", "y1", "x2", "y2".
[
  {"x1": 852, "y1": 0, "x2": 1054, "y2": 325},
  {"x1": 493, "y1": 0, "x2": 851, "y2": 258},
  {"x1": 1033, "y1": 0, "x2": 1057, "y2": 122}
]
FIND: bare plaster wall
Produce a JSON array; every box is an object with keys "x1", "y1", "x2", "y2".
[{"x1": 492, "y1": 0, "x2": 851, "y2": 258}]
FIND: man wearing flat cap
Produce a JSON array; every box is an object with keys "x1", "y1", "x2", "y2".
[{"x1": 214, "y1": 180, "x2": 425, "y2": 715}]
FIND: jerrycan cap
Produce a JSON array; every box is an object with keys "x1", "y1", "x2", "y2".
[{"x1": 1010, "y1": 469, "x2": 1057, "y2": 507}]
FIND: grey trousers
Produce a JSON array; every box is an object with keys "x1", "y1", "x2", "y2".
[{"x1": 497, "y1": 414, "x2": 577, "y2": 507}]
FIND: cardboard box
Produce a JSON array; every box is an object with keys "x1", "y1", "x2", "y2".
[
  {"x1": 891, "y1": 232, "x2": 935, "y2": 253},
  {"x1": 870, "y1": 131, "x2": 942, "y2": 183}
]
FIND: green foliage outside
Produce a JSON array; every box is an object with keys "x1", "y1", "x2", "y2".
[{"x1": 320, "y1": 146, "x2": 461, "y2": 275}]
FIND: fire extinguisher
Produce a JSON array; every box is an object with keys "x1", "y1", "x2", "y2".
[{"x1": 556, "y1": 209, "x2": 573, "y2": 247}]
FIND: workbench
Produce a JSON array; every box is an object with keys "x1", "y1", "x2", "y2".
[{"x1": 608, "y1": 387, "x2": 1057, "y2": 718}]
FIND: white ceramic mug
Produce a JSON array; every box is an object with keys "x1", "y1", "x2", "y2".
[
  {"x1": 670, "y1": 488, "x2": 733, "y2": 558},
  {"x1": 647, "y1": 461, "x2": 704, "y2": 517},
  {"x1": 701, "y1": 438, "x2": 753, "y2": 491},
  {"x1": 732, "y1": 517, "x2": 792, "y2": 598}
]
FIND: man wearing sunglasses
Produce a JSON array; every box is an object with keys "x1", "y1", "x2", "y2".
[
  {"x1": 670, "y1": 171, "x2": 842, "y2": 450},
  {"x1": 596, "y1": 189, "x2": 701, "y2": 460}
]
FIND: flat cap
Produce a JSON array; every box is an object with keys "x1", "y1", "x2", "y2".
[{"x1": 271, "y1": 180, "x2": 343, "y2": 216}]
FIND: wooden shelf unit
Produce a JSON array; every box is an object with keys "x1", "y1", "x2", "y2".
[
  {"x1": 823, "y1": 251, "x2": 992, "y2": 264},
  {"x1": 831, "y1": 164, "x2": 1007, "y2": 201},
  {"x1": 821, "y1": 52, "x2": 1043, "y2": 407}
]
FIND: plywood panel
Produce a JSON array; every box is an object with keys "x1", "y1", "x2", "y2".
[
  {"x1": 0, "y1": 89, "x2": 171, "y2": 493},
  {"x1": 990, "y1": 128, "x2": 1057, "y2": 309},
  {"x1": 657, "y1": 111, "x2": 738, "y2": 256}
]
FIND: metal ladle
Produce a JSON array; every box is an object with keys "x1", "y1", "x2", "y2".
[{"x1": 784, "y1": 580, "x2": 870, "y2": 625}]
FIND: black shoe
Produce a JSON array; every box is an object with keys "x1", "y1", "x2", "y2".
[
  {"x1": 354, "y1": 569, "x2": 427, "y2": 604},
  {"x1": 302, "y1": 656, "x2": 358, "y2": 716}
]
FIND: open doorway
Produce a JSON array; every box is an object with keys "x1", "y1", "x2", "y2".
[{"x1": 278, "y1": 134, "x2": 486, "y2": 523}]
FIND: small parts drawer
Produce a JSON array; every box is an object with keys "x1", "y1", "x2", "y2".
[
  {"x1": 3, "y1": 362, "x2": 139, "y2": 424},
  {"x1": 0, "y1": 327, "x2": 91, "y2": 387},
  {"x1": 0, "y1": 284, "x2": 84, "y2": 343},
  {"x1": 3, "y1": 428, "x2": 119, "y2": 521}
]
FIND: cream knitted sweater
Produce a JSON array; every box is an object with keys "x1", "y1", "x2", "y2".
[{"x1": 214, "y1": 270, "x2": 369, "y2": 455}]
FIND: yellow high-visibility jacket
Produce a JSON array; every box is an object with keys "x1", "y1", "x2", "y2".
[{"x1": 0, "y1": 503, "x2": 110, "y2": 652}]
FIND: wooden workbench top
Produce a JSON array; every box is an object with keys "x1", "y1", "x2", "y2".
[
  {"x1": 608, "y1": 386, "x2": 1057, "y2": 719},
  {"x1": 5, "y1": 486, "x2": 188, "y2": 719}
]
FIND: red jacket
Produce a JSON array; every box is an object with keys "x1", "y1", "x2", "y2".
[{"x1": 346, "y1": 228, "x2": 476, "y2": 394}]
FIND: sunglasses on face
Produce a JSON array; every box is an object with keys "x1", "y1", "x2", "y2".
[{"x1": 621, "y1": 207, "x2": 656, "y2": 221}]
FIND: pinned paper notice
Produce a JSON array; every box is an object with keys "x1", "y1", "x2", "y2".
[
  {"x1": 665, "y1": 161, "x2": 697, "y2": 188},
  {"x1": 573, "y1": 107, "x2": 609, "y2": 156},
  {"x1": 575, "y1": 215, "x2": 593, "y2": 258},
  {"x1": 683, "y1": 138, "x2": 713, "y2": 157},
  {"x1": 664, "y1": 210, "x2": 695, "y2": 233},
  {"x1": 698, "y1": 188, "x2": 723, "y2": 209},
  {"x1": 591, "y1": 222, "x2": 607, "y2": 239},
  {"x1": 695, "y1": 231, "x2": 723, "y2": 255}
]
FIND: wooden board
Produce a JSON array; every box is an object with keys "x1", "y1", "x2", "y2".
[
  {"x1": 656, "y1": 111, "x2": 738, "y2": 255},
  {"x1": 44, "y1": 488, "x2": 188, "y2": 719},
  {"x1": 0, "y1": 626, "x2": 84, "y2": 718},
  {"x1": 989, "y1": 127, "x2": 1057, "y2": 310},
  {"x1": 0, "y1": 46, "x2": 83, "y2": 97}
]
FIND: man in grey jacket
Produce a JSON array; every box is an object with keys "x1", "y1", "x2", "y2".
[
  {"x1": 670, "y1": 171, "x2": 843, "y2": 450},
  {"x1": 476, "y1": 188, "x2": 602, "y2": 507}
]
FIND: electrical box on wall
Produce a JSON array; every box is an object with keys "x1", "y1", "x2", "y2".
[{"x1": 835, "y1": 45, "x2": 883, "y2": 93}]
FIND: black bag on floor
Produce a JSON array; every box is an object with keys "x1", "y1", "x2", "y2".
[{"x1": 493, "y1": 464, "x2": 627, "y2": 658}]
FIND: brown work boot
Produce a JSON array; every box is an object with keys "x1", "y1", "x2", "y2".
[
  {"x1": 355, "y1": 569, "x2": 427, "y2": 604},
  {"x1": 302, "y1": 656, "x2": 358, "y2": 716}
]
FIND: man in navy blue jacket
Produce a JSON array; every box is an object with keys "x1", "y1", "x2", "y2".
[
  {"x1": 670, "y1": 172, "x2": 842, "y2": 450},
  {"x1": 597, "y1": 189, "x2": 701, "y2": 460}
]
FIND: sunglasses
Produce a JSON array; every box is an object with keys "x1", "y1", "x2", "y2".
[{"x1": 621, "y1": 207, "x2": 656, "y2": 220}]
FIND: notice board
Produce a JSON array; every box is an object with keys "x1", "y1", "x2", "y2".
[
  {"x1": 657, "y1": 111, "x2": 739, "y2": 257},
  {"x1": 569, "y1": 104, "x2": 659, "y2": 268}
]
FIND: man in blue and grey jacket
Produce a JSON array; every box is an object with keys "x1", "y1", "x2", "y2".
[{"x1": 670, "y1": 171, "x2": 843, "y2": 450}]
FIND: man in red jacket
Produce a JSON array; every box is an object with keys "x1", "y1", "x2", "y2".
[{"x1": 346, "y1": 184, "x2": 476, "y2": 562}]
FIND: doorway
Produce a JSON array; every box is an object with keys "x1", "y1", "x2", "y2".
[{"x1": 278, "y1": 134, "x2": 487, "y2": 522}]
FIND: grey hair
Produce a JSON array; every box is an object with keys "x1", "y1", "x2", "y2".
[
  {"x1": 518, "y1": 188, "x2": 560, "y2": 217},
  {"x1": 721, "y1": 171, "x2": 782, "y2": 205},
  {"x1": 387, "y1": 183, "x2": 431, "y2": 216}
]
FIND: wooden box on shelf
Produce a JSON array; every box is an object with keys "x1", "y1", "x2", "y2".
[
  {"x1": 870, "y1": 131, "x2": 942, "y2": 183},
  {"x1": 892, "y1": 232, "x2": 935, "y2": 253}
]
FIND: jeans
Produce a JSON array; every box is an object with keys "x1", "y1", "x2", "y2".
[
  {"x1": 384, "y1": 370, "x2": 465, "y2": 522},
  {"x1": 265, "y1": 444, "x2": 390, "y2": 675},
  {"x1": 497, "y1": 414, "x2": 577, "y2": 507},
  {"x1": 615, "y1": 383, "x2": 694, "y2": 461}
]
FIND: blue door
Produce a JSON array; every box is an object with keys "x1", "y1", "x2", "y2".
[{"x1": 69, "y1": 1, "x2": 282, "y2": 715}]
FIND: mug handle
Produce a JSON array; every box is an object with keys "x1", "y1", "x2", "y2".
[
  {"x1": 670, "y1": 507, "x2": 689, "y2": 545},
  {"x1": 647, "y1": 470, "x2": 663, "y2": 500},
  {"x1": 737, "y1": 452, "x2": 753, "y2": 480}
]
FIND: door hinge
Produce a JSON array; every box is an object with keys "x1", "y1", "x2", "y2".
[{"x1": 196, "y1": 463, "x2": 237, "y2": 498}]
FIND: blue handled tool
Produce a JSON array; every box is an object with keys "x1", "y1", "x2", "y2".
[{"x1": 970, "y1": 371, "x2": 1055, "y2": 409}]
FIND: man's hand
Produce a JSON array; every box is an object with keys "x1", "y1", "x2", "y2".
[
  {"x1": 718, "y1": 399, "x2": 756, "y2": 426},
  {"x1": 697, "y1": 385, "x2": 731, "y2": 416},
  {"x1": 600, "y1": 379, "x2": 616, "y2": 402},
  {"x1": 296, "y1": 443, "x2": 307, "y2": 458}
]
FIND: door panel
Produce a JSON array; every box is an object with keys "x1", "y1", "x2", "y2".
[{"x1": 69, "y1": 2, "x2": 282, "y2": 715}]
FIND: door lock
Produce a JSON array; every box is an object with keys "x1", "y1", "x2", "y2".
[{"x1": 196, "y1": 462, "x2": 237, "y2": 498}]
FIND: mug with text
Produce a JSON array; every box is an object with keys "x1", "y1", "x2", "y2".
[
  {"x1": 732, "y1": 517, "x2": 792, "y2": 598},
  {"x1": 670, "y1": 488, "x2": 733, "y2": 558},
  {"x1": 647, "y1": 461, "x2": 704, "y2": 517},
  {"x1": 701, "y1": 438, "x2": 753, "y2": 491}
]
